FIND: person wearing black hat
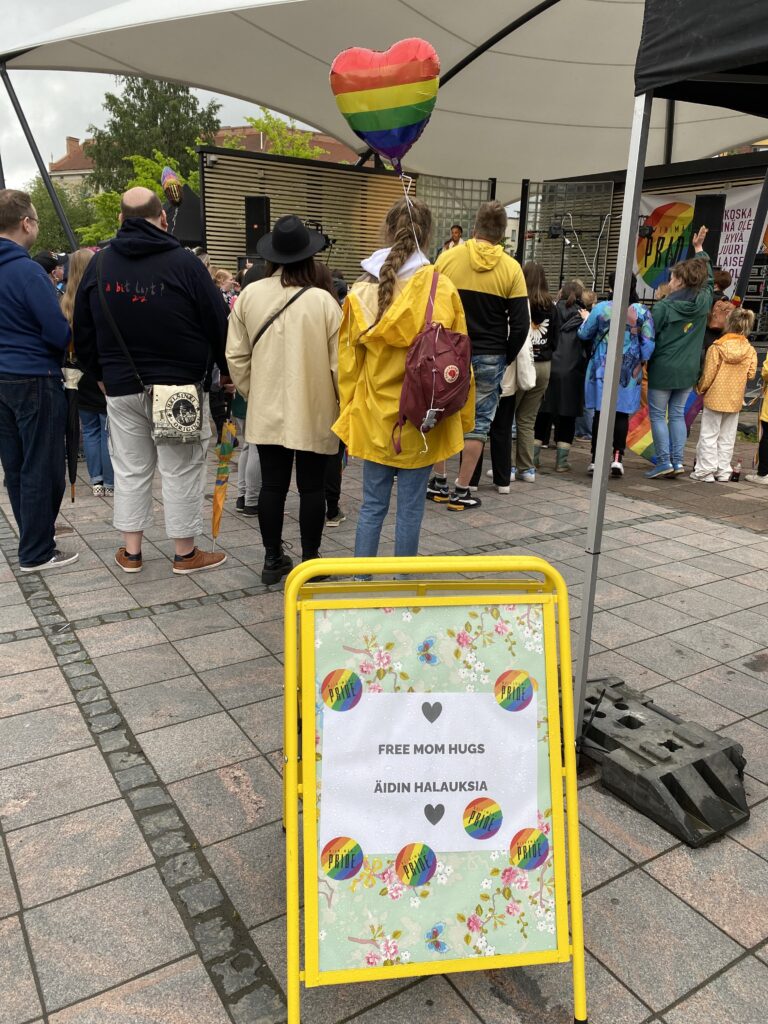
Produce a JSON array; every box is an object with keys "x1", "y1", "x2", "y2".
[
  {"x1": 33, "y1": 250, "x2": 65, "y2": 294},
  {"x1": 226, "y1": 215, "x2": 342, "y2": 585}
]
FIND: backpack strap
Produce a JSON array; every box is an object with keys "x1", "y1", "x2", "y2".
[
  {"x1": 424, "y1": 270, "x2": 439, "y2": 325},
  {"x1": 250, "y1": 286, "x2": 311, "y2": 348}
]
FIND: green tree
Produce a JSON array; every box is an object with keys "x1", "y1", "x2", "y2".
[
  {"x1": 86, "y1": 77, "x2": 220, "y2": 191},
  {"x1": 25, "y1": 177, "x2": 92, "y2": 254},
  {"x1": 244, "y1": 107, "x2": 328, "y2": 159}
]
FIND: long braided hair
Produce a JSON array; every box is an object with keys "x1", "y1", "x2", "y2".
[{"x1": 374, "y1": 197, "x2": 432, "y2": 324}]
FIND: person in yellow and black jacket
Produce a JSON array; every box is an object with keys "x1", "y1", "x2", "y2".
[
  {"x1": 428, "y1": 201, "x2": 529, "y2": 510},
  {"x1": 333, "y1": 197, "x2": 474, "y2": 570}
]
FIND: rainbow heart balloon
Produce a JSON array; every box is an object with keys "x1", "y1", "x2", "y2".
[{"x1": 330, "y1": 38, "x2": 440, "y2": 172}]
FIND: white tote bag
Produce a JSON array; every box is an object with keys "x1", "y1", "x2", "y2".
[{"x1": 501, "y1": 314, "x2": 536, "y2": 397}]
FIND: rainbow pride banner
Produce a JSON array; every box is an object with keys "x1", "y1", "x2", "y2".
[{"x1": 628, "y1": 391, "x2": 703, "y2": 462}]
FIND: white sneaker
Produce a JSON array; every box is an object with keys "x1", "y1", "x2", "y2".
[
  {"x1": 92, "y1": 483, "x2": 105, "y2": 497},
  {"x1": 518, "y1": 468, "x2": 536, "y2": 483},
  {"x1": 745, "y1": 473, "x2": 768, "y2": 485},
  {"x1": 610, "y1": 459, "x2": 624, "y2": 478},
  {"x1": 690, "y1": 471, "x2": 715, "y2": 482},
  {"x1": 20, "y1": 548, "x2": 79, "y2": 573},
  {"x1": 510, "y1": 468, "x2": 517, "y2": 482},
  {"x1": 497, "y1": 485, "x2": 511, "y2": 494},
  {"x1": 587, "y1": 463, "x2": 595, "y2": 476},
  {"x1": 486, "y1": 469, "x2": 493, "y2": 478}
]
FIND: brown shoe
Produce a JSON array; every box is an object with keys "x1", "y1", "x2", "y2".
[
  {"x1": 115, "y1": 547, "x2": 143, "y2": 573},
  {"x1": 172, "y1": 548, "x2": 227, "y2": 575}
]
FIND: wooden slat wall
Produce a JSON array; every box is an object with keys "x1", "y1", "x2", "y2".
[{"x1": 200, "y1": 150, "x2": 407, "y2": 281}]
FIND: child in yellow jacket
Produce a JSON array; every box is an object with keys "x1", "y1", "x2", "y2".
[{"x1": 692, "y1": 306, "x2": 757, "y2": 482}]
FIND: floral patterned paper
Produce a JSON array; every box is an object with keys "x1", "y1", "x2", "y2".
[{"x1": 311, "y1": 601, "x2": 558, "y2": 973}]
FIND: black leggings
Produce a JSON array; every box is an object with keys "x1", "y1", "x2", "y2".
[
  {"x1": 256, "y1": 445, "x2": 328, "y2": 558},
  {"x1": 759, "y1": 421, "x2": 768, "y2": 476},
  {"x1": 470, "y1": 394, "x2": 516, "y2": 487},
  {"x1": 324, "y1": 441, "x2": 345, "y2": 518},
  {"x1": 534, "y1": 413, "x2": 576, "y2": 446},
  {"x1": 591, "y1": 411, "x2": 629, "y2": 459}
]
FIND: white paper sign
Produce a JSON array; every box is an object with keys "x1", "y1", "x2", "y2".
[{"x1": 319, "y1": 691, "x2": 537, "y2": 854}]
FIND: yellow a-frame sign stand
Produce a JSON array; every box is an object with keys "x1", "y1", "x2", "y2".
[{"x1": 283, "y1": 556, "x2": 587, "y2": 1023}]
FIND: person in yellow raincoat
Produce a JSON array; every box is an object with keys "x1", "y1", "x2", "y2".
[{"x1": 333, "y1": 196, "x2": 474, "y2": 564}]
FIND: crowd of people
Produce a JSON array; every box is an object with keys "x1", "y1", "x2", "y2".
[{"x1": 0, "y1": 184, "x2": 761, "y2": 581}]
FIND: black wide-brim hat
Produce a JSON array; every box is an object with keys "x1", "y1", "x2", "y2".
[{"x1": 256, "y1": 215, "x2": 326, "y2": 264}]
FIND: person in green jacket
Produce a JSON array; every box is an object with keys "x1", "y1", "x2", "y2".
[{"x1": 645, "y1": 226, "x2": 713, "y2": 478}]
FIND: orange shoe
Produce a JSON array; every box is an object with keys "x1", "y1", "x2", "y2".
[
  {"x1": 115, "y1": 547, "x2": 143, "y2": 573},
  {"x1": 172, "y1": 548, "x2": 227, "y2": 575}
]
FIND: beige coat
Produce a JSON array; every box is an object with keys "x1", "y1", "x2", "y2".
[{"x1": 226, "y1": 276, "x2": 342, "y2": 454}]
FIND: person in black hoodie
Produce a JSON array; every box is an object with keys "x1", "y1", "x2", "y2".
[
  {"x1": 74, "y1": 187, "x2": 230, "y2": 576},
  {"x1": 534, "y1": 279, "x2": 589, "y2": 472}
]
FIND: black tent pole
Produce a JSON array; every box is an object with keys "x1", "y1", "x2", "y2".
[
  {"x1": 735, "y1": 167, "x2": 768, "y2": 300},
  {"x1": 0, "y1": 62, "x2": 78, "y2": 250},
  {"x1": 0, "y1": 145, "x2": 6, "y2": 189}
]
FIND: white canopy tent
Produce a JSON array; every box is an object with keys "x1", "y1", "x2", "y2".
[{"x1": 3, "y1": 0, "x2": 768, "y2": 202}]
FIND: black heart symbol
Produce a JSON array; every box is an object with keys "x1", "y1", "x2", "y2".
[
  {"x1": 424, "y1": 803, "x2": 445, "y2": 825},
  {"x1": 422, "y1": 701, "x2": 442, "y2": 723}
]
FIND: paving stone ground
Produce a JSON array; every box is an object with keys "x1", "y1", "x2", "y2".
[{"x1": 1, "y1": 429, "x2": 767, "y2": 1023}]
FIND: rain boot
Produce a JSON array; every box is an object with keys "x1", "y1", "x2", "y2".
[
  {"x1": 533, "y1": 441, "x2": 542, "y2": 469},
  {"x1": 555, "y1": 442, "x2": 572, "y2": 473}
]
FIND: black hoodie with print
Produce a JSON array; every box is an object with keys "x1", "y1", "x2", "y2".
[{"x1": 73, "y1": 218, "x2": 228, "y2": 396}]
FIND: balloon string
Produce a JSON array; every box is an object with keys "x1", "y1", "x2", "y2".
[{"x1": 400, "y1": 172, "x2": 425, "y2": 264}]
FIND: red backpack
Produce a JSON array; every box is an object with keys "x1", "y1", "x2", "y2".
[{"x1": 392, "y1": 271, "x2": 471, "y2": 454}]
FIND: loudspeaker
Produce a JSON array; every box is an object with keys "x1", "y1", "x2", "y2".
[
  {"x1": 245, "y1": 195, "x2": 270, "y2": 256},
  {"x1": 691, "y1": 193, "x2": 727, "y2": 264}
]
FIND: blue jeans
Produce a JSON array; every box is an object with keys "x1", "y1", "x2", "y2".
[
  {"x1": 648, "y1": 387, "x2": 691, "y2": 466},
  {"x1": 0, "y1": 375, "x2": 66, "y2": 567},
  {"x1": 80, "y1": 410, "x2": 114, "y2": 487},
  {"x1": 355, "y1": 461, "x2": 432, "y2": 560},
  {"x1": 467, "y1": 354, "x2": 507, "y2": 442}
]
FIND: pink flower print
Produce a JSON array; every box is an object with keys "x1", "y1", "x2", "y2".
[
  {"x1": 467, "y1": 913, "x2": 483, "y2": 933},
  {"x1": 373, "y1": 649, "x2": 392, "y2": 670},
  {"x1": 388, "y1": 883, "x2": 405, "y2": 901},
  {"x1": 365, "y1": 951, "x2": 381, "y2": 966},
  {"x1": 502, "y1": 867, "x2": 529, "y2": 889},
  {"x1": 359, "y1": 660, "x2": 374, "y2": 675},
  {"x1": 381, "y1": 937, "x2": 399, "y2": 960},
  {"x1": 379, "y1": 866, "x2": 398, "y2": 886},
  {"x1": 494, "y1": 621, "x2": 509, "y2": 635},
  {"x1": 537, "y1": 811, "x2": 551, "y2": 836},
  {"x1": 506, "y1": 899, "x2": 521, "y2": 917},
  {"x1": 368, "y1": 681, "x2": 383, "y2": 694},
  {"x1": 456, "y1": 630, "x2": 472, "y2": 648},
  {"x1": 382, "y1": 607, "x2": 395, "y2": 614}
]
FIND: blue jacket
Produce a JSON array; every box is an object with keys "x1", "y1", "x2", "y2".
[
  {"x1": 0, "y1": 238, "x2": 70, "y2": 376},
  {"x1": 579, "y1": 301, "x2": 655, "y2": 415}
]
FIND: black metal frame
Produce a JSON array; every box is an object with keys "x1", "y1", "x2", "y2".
[{"x1": 0, "y1": 62, "x2": 78, "y2": 249}]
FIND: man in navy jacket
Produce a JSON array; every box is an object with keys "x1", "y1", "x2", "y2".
[{"x1": 0, "y1": 189, "x2": 77, "y2": 571}]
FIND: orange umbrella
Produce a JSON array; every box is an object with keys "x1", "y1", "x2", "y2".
[{"x1": 211, "y1": 418, "x2": 237, "y2": 550}]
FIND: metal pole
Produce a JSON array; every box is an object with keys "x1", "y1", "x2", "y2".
[
  {"x1": 488, "y1": 177, "x2": 497, "y2": 200},
  {"x1": 574, "y1": 91, "x2": 653, "y2": 742},
  {"x1": 0, "y1": 63, "x2": 78, "y2": 250},
  {"x1": 735, "y1": 166, "x2": 768, "y2": 300},
  {"x1": 516, "y1": 178, "x2": 530, "y2": 263},
  {"x1": 663, "y1": 99, "x2": 675, "y2": 165}
]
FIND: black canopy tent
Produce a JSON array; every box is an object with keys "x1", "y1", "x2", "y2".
[{"x1": 574, "y1": 0, "x2": 768, "y2": 739}]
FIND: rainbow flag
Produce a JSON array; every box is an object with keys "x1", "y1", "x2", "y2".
[{"x1": 628, "y1": 391, "x2": 703, "y2": 462}]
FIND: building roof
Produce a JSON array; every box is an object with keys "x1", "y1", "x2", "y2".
[
  {"x1": 48, "y1": 127, "x2": 358, "y2": 175},
  {"x1": 8, "y1": 0, "x2": 768, "y2": 202}
]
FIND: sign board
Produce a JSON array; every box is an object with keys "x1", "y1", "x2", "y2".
[
  {"x1": 299, "y1": 594, "x2": 570, "y2": 983},
  {"x1": 635, "y1": 183, "x2": 768, "y2": 299}
]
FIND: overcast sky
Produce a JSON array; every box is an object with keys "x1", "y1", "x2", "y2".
[{"x1": 0, "y1": 69, "x2": 297, "y2": 189}]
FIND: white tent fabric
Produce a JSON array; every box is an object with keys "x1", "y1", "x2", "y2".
[{"x1": 4, "y1": 0, "x2": 768, "y2": 201}]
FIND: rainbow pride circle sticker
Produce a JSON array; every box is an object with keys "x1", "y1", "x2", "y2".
[
  {"x1": 509, "y1": 828, "x2": 549, "y2": 870},
  {"x1": 494, "y1": 670, "x2": 536, "y2": 712},
  {"x1": 395, "y1": 843, "x2": 437, "y2": 886},
  {"x1": 463, "y1": 797, "x2": 503, "y2": 840},
  {"x1": 321, "y1": 837, "x2": 364, "y2": 880},
  {"x1": 321, "y1": 669, "x2": 362, "y2": 711}
]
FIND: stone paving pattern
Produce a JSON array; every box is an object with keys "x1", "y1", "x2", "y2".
[{"x1": 0, "y1": 432, "x2": 767, "y2": 1023}]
